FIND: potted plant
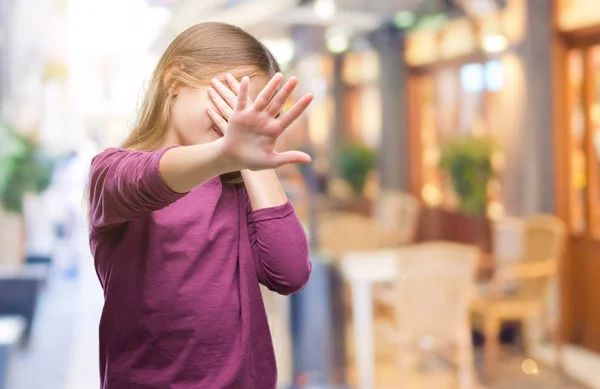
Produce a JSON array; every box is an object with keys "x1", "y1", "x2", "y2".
[
  {"x1": 438, "y1": 135, "x2": 497, "y2": 251},
  {"x1": 439, "y1": 135, "x2": 497, "y2": 216},
  {"x1": 0, "y1": 123, "x2": 54, "y2": 265},
  {"x1": 334, "y1": 143, "x2": 376, "y2": 215}
]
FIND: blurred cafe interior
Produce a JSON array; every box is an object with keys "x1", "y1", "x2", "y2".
[{"x1": 2, "y1": 0, "x2": 600, "y2": 389}]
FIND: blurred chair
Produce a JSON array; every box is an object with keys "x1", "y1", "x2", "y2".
[
  {"x1": 471, "y1": 214, "x2": 566, "y2": 378},
  {"x1": 315, "y1": 190, "x2": 421, "y2": 258},
  {"x1": 372, "y1": 190, "x2": 421, "y2": 246},
  {"x1": 317, "y1": 212, "x2": 396, "y2": 260},
  {"x1": 476, "y1": 217, "x2": 525, "y2": 299},
  {"x1": 492, "y1": 217, "x2": 525, "y2": 266},
  {"x1": 327, "y1": 177, "x2": 357, "y2": 209},
  {"x1": 382, "y1": 242, "x2": 480, "y2": 389},
  {"x1": 370, "y1": 190, "x2": 421, "y2": 320},
  {"x1": 315, "y1": 211, "x2": 398, "y2": 337}
]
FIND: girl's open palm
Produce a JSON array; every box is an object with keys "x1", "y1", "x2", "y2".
[{"x1": 207, "y1": 73, "x2": 313, "y2": 171}]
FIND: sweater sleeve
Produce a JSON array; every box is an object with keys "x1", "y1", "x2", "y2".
[
  {"x1": 89, "y1": 147, "x2": 186, "y2": 231},
  {"x1": 245, "y1": 191, "x2": 312, "y2": 295}
]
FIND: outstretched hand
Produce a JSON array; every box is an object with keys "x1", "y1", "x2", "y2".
[{"x1": 207, "y1": 73, "x2": 313, "y2": 171}]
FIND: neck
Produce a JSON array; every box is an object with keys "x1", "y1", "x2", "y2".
[{"x1": 159, "y1": 126, "x2": 182, "y2": 149}]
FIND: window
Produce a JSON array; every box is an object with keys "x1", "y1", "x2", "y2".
[{"x1": 416, "y1": 59, "x2": 506, "y2": 217}]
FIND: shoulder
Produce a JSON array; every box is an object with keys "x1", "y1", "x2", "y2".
[
  {"x1": 91, "y1": 146, "x2": 180, "y2": 169},
  {"x1": 88, "y1": 148, "x2": 157, "y2": 189},
  {"x1": 90, "y1": 147, "x2": 129, "y2": 172},
  {"x1": 91, "y1": 147, "x2": 136, "y2": 165},
  {"x1": 93, "y1": 147, "x2": 128, "y2": 158}
]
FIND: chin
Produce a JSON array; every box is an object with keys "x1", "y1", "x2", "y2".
[{"x1": 190, "y1": 134, "x2": 218, "y2": 145}]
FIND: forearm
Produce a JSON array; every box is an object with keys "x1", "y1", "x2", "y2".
[
  {"x1": 247, "y1": 200, "x2": 311, "y2": 295},
  {"x1": 241, "y1": 169, "x2": 288, "y2": 210},
  {"x1": 160, "y1": 139, "x2": 236, "y2": 193}
]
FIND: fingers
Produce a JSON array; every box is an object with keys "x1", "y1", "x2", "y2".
[
  {"x1": 277, "y1": 92, "x2": 314, "y2": 129},
  {"x1": 206, "y1": 108, "x2": 228, "y2": 133},
  {"x1": 211, "y1": 78, "x2": 237, "y2": 108},
  {"x1": 253, "y1": 73, "x2": 284, "y2": 112},
  {"x1": 272, "y1": 150, "x2": 312, "y2": 167},
  {"x1": 225, "y1": 73, "x2": 241, "y2": 95},
  {"x1": 207, "y1": 88, "x2": 234, "y2": 120},
  {"x1": 236, "y1": 76, "x2": 250, "y2": 110},
  {"x1": 266, "y1": 76, "x2": 298, "y2": 117}
]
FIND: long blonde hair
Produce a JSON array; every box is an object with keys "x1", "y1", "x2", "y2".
[{"x1": 122, "y1": 22, "x2": 281, "y2": 183}]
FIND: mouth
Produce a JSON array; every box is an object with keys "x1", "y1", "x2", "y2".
[{"x1": 212, "y1": 127, "x2": 224, "y2": 137}]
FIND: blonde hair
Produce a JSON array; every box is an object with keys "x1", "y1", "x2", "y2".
[{"x1": 122, "y1": 22, "x2": 281, "y2": 183}]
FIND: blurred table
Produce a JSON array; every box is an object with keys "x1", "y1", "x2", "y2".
[
  {"x1": 0, "y1": 264, "x2": 48, "y2": 345},
  {"x1": 340, "y1": 249, "x2": 398, "y2": 389},
  {"x1": 340, "y1": 248, "x2": 495, "y2": 389}
]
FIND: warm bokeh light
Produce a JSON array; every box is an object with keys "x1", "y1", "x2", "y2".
[
  {"x1": 521, "y1": 358, "x2": 539, "y2": 375},
  {"x1": 482, "y1": 34, "x2": 509, "y2": 53},
  {"x1": 488, "y1": 201, "x2": 505, "y2": 220},
  {"x1": 421, "y1": 184, "x2": 442, "y2": 206}
]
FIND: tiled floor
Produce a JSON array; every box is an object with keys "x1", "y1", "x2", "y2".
[
  {"x1": 5, "y1": 273, "x2": 79, "y2": 389},
  {"x1": 6, "y1": 287, "x2": 69, "y2": 387},
  {"x1": 483, "y1": 353, "x2": 587, "y2": 389},
  {"x1": 344, "y1": 344, "x2": 589, "y2": 389},
  {"x1": 345, "y1": 355, "x2": 588, "y2": 389}
]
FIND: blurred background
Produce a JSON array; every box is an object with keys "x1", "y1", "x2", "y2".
[{"x1": 0, "y1": 0, "x2": 599, "y2": 388}]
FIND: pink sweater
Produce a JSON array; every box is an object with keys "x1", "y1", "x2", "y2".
[{"x1": 88, "y1": 147, "x2": 311, "y2": 389}]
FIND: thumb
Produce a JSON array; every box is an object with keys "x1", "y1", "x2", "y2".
[{"x1": 272, "y1": 150, "x2": 312, "y2": 167}]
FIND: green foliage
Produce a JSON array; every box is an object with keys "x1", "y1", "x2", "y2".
[
  {"x1": 336, "y1": 143, "x2": 376, "y2": 196},
  {"x1": 0, "y1": 123, "x2": 55, "y2": 214},
  {"x1": 439, "y1": 135, "x2": 497, "y2": 216}
]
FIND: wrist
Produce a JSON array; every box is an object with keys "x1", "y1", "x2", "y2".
[
  {"x1": 212, "y1": 138, "x2": 243, "y2": 173},
  {"x1": 241, "y1": 168, "x2": 276, "y2": 179},
  {"x1": 242, "y1": 169, "x2": 288, "y2": 210}
]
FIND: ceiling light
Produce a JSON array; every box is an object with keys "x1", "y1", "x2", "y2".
[
  {"x1": 261, "y1": 38, "x2": 295, "y2": 68},
  {"x1": 314, "y1": 0, "x2": 336, "y2": 20},
  {"x1": 482, "y1": 34, "x2": 508, "y2": 53},
  {"x1": 325, "y1": 26, "x2": 350, "y2": 54}
]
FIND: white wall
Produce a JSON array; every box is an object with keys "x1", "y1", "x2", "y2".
[{"x1": 66, "y1": 0, "x2": 169, "y2": 147}]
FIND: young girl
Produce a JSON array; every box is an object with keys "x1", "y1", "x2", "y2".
[{"x1": 88, "y1": 22, "x2": 313, "y2": 389}]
